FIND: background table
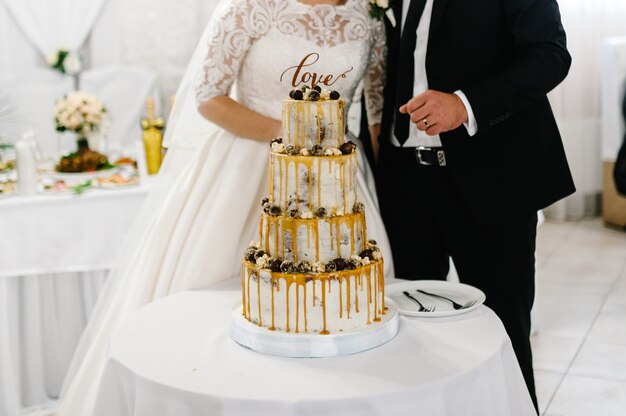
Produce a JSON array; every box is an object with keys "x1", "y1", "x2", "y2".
[
  {"x1": 94, "y1": 278, "x2": 537, "y2": 416},
  {"x1": 0, "y1": 183, "x2": 151, "y2": 277},
  {"x1": 0, "y1": 184, "x2": 151, "y2": 416}
]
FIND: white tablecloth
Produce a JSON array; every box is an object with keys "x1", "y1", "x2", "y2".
[
  {"x1": 0, "y1": 184, "x2": 151, "y2": 278},
  {"x1": 0, "y1": 184, "x2": 151, "y2": 416},
  {"x1": 94, "y1": 279, "x2": 537, "y2": 416}
]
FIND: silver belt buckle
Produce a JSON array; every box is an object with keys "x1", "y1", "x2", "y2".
[
  {"x1": 437, "y1": 150, "x2": 447, "y2": 166},
  {"x1": 415, "y1": 146, "x2": 447, "y2": 166},
  {"x1": 416, "y1": 146, "x2": 433, "y2": 166}
]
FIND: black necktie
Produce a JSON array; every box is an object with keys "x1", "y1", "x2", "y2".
[{"x1": 393, "y1": 0, "x2": 428, "y2": 146}]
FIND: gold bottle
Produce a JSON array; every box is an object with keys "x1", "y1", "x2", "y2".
[{"x1": 140, "y1": 97, "x2": 165, "y2": 175}]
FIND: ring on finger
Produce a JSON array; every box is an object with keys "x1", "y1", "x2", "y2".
[{"x1": 422, "y1": 118, "x2": 430, "y2": 128}]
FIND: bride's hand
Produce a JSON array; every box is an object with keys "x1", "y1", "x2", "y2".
[
  {"x1": 369, "y1": 123, "x2": 381, "y2": 163},
  {"x1": 199, "y1": 96, "x2": 281, "y2": 142}
]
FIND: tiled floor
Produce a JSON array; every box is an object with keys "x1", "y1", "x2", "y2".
[{"x1": 533, "y1": 219, "x2": 626, "y2": 416}]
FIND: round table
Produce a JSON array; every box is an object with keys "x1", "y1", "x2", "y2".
[{"x1": 93, "y1": 279, "x2": 537, "y2": 416}]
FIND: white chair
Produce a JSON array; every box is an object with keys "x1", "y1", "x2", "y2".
[
  {"x1": 0, "y1": 69, "x2": 74, "y2": 156},
  {"x1": 81, "y1": 66, "x2": 161, "y2": 156}
]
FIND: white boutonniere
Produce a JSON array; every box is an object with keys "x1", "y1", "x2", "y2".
[
  {"x1": 369, "y1": 0, "x2": 396, "y2": 27},
  {"x1": 47, "y1": 48, "x2": 83, "y2": 76}
]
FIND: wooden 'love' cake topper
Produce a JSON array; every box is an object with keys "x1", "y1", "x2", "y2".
[{"x1": 280, "y1": 53, "x2": 353, "y2": 89}]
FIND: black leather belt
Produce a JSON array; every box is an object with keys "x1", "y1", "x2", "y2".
[{"x1": 415, "y1": 146, "x2": 447, "y2": 166}]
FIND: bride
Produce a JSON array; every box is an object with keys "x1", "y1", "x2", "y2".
[{"x1": 58, "y1": 0, "x2": 393, "y2": 414}]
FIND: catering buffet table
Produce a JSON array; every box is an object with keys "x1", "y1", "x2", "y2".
[
  {"x1": 0, "y1": 183, "x2": 151, "y2": 415},
  {"x1": 93, "y1": 278, "x2": 537, "y2": 416}
]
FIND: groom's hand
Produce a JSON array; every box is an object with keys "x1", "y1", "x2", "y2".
[{"x1": 399, "y1": 90, "x2": 468, "y2": 136}]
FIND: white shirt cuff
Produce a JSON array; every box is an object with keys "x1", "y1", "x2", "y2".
[{"x1": 454, "y1": 90, "x2": 478, "y2": 137}]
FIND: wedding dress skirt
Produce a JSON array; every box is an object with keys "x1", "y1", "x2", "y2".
[{"x1": 58, "y1": 1, "x2": 392, "y2": 414}]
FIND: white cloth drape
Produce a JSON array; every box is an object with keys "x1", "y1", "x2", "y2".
[
  {"x1": 2, "y1": 0, "x2": 107, "y2": 59},
  {"x1": 0, "y1": 186, "x2": 150, "y2": 416},
  {"x1": 0, "y1": 273, "x2": 107, "y2": 416},
  {"x1": 0, "y1": 1, "x2": 41, "y2": 74},
  {"x1": 545, "y1": 0, "x2": 626, "y2": 219}
]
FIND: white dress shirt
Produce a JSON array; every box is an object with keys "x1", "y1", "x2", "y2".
[{"x1": 391, "y1": 0, "x2": 478, "y2": 148}]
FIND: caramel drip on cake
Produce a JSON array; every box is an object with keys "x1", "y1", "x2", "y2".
[
  {"x1": 257, "y1": 274, "x2": 263, "y2": 326},
  {"x1": 241, "y1": 263, "x2": 247, "y2": 317},
  {"x1": 270, "y1": 279, "x2": 276, "y2": 330},
  {"x1": 354, "y1": 275, "x2": 359, "y2": 313},
  {"x1": 247, "y1": 270, "x2": 252, "y2": 319},
  {"x1": 296, "y1": 282, "x2": 300, "y2": 333},
  {"x1": 366, "y1": 268, "x2": 372, "y2": 324},
  {"x1": 316, "y1": 102, "x2": 322, "y2": 145},
  {"x1": 285, "y1": 277, "x2": 291, "y2": 332},
  {"x1": 378, "y1": 260, "x2": 385, "y2": 313},
  {"x1": 338, "y1": 277, "x2": 343, "y2": 318},
  {"x1": 321, "y1": 278, "x2": 329, "y2": 335},
  {"x1": 314, "y1": 221, "x2": 320, "y2": 262},
  {"x1": 329, "y1": 105, "x2": 333, "y2": 145},
  {"x1": 346, "y1": 274, "x2": 351, "y2": 319},
  {"x1": 302, "y1": 280, "x2": 304, "y2": 332},
  {"x1": 341, "y1": 162, "x2": 347, "y2": 213}
]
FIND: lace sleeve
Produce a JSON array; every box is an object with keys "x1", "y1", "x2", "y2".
[
  {"x1": 194, "y1": 1, "x2": 260, "y2": 105},
  {"x1": 363, "y1": 20, "x2": 386, "y2": 126}
]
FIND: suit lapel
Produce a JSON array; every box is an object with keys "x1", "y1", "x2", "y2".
[
  {"x1": 385, "y1": 0, "x2": 403, "y2": 71},
  {"x1": 429, "y1": 0, "x2": 449, "y2": 38},
  {"x1": 386, "y1": 0, "x2": 403, "y2": 43}
]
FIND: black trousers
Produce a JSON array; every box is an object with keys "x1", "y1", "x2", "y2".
[{"x1": 377, "y1": 143, "x2": 538, "y2": 411}]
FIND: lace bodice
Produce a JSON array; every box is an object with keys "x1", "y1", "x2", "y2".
[{"x1": 195, "y1": 0, "x2": 386, "y2": 125}]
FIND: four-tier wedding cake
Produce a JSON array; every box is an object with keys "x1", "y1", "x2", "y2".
[{"x1": 241, "y1": 87, "x2": 386, "y2": 335}]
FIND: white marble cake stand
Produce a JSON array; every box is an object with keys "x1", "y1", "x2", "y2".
[{"x1": 230, "y1": 299, "x2": 399, "y2": 358}]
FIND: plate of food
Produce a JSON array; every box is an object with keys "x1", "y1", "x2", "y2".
[
  {"x1": 39, "y1": 178, "x2": 94, "y2": 195},
  {"x1": 53, "y1": 146, "x2": 118, "y2": 180},
  {"x1": 0, "y1": 181, "x2": 16, "y2": 199},
  {"x1": 385, "y1": 280, "x2": 486, "y2": 317},
  {"x1": 96, "y1": 171, "x2": 140, "y2": 189},
  {"x1": 0, "y1": 159, "x2": 15, "y2": 174}
]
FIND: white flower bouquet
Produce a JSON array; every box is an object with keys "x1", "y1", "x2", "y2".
[{"x1": 54, "y1": 91, "x2": 107, "y2": 138}]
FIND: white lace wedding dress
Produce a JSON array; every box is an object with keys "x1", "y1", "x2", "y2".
[{"x1": 58, "y1": 0, "x2": 393, "y2": 414}]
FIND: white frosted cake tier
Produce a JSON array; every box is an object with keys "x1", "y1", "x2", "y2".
[
  {"x1": 269, "y1": 153, "x2": 357, "y2": 216},
  {"x1": 259, "y1": 212, "x2": 366, "y2": 263},
  {"x1": 281, "y1": 98, "x2": 346, "y2": 150},
  {"x1": 241, "y1": 259, "x2": 386, "y2": 334}
]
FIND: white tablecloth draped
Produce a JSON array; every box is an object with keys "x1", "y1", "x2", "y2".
[
  {"x1": 0, "y1": 185, "x2": 151, "y2": 416},
  {"x1": 0, "y1": 184, "x2": 150, "y2": 278},
  {"x1": 93, "y1": 279, "x2": 537, "y2": 416}
]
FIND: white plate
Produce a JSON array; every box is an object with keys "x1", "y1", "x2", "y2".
[
  {"x1": 51, "y1": 166, "x2": 119, "y2": 181},
  {"x1": 386, "y1": 280, "x2": 486, "y2": 317}
]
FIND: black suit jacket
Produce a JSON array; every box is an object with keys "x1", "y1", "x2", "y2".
[{"x1": 379, "y1": 0, "x2": 576, "y2": 226}]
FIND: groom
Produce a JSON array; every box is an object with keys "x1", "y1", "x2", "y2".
[{"x1": 371, "y1": 0, "x2": 575, "y2": 409}]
